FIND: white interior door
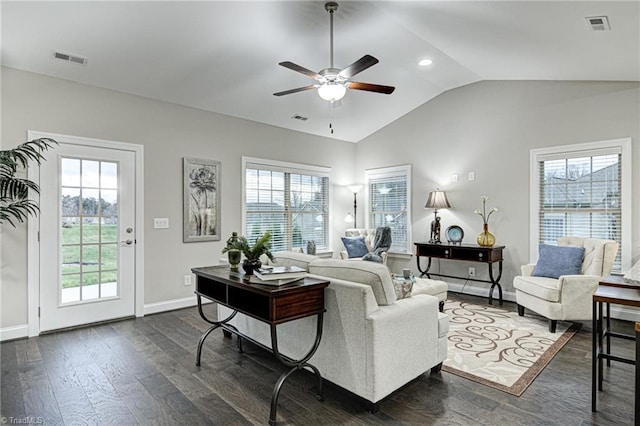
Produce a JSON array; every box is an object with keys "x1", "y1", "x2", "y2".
[{"x1": 39, "y1": 142, "x2": 136, "y2": 332}]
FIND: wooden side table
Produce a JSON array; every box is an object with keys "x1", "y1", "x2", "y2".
[
  {"x1": 592, "y1": 275, "x2": 640, "y2": 424},
  {"x1": 414, "y1": 242, "x2": 505, "y2": 305},
  {"x1": 192, "y1": 265, "x2": 329, "y2": 425}
]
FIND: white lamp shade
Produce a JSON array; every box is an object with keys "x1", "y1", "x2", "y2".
[
  {"x1": 318, "y1": 83, "x2": 346, "y2": 102},
  {"x1": 347, "y1": 184, "x2": 363, "y2": 194},
  {"x1": 425, "y1": 190, "x2": 451, "y2": 209}
]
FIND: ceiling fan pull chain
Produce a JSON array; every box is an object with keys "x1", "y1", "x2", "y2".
[{"x1": 329, "y1": 100, "x2": 335, "y2": 134}]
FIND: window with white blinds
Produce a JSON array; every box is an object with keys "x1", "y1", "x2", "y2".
[
  {"x1": 532, "y1": 139, "x2": 631, "y2": 273},
  {"x1": 365, "y1": 165, "x2": 412, "y2": 254},
  {"x1": 243, "y1": 158, "x2": 330, "y2": 253}
]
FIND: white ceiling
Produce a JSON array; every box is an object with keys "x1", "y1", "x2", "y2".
[{"x1": 2, "y1": 1, "x2": 638, "y2": 142}]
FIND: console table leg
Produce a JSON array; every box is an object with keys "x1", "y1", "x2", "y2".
[
  {"x1": 487, "y1": 261, "x2": 503, "y2": 305},
  {"x1": 606, "y1": 302, "x2": 611, "y2": 367},
  {"x1": 269, "y1": 366, "x2": 299, "y2": 425},
  {"x1": 195, "y1": 295, "x2": 239, "y2": 366},
  {"x1": 196, "y1": 324, "x2": 219, "y2": 366},
  {"x1": 635, "y1": 322, "x2": 640, "y2": 425},
  {"x1": 598, "y1": 301, "x2": 604, "y2": 391},
  {"x1": 416, "y1": 256, "x2": 432, "y2": 277},
  {"x1": 592, "y1": 299, "x2": 598, "y2": 412}
]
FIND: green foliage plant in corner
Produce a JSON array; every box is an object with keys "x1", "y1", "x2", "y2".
[{"x1": 1, "y1": 138, "x2": 58, "y2": 227}]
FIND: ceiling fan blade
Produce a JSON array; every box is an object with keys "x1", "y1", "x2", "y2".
[
  {"x1": 338, "y1": 55, "x2": 379, "y2": 79},
  {"x1": 279, "y1": 62, "x2": 321, "y2": 79},
  {"x1": 347, "y1": 81, "x2": 395, "y2": 95},
  {"x1": 273, "y1": 85, "x2": 318, "y2": 97}
]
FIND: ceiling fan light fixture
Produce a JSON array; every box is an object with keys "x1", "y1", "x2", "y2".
[{"x1": 318, "y1": 83, "x2": 346, "y2": 101}]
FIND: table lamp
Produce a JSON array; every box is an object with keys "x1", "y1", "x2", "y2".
[{"x1": 425, "y1": 189, "x2": 451, "y2": 243}]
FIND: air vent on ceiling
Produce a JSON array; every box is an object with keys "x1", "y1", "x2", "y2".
[
  {"x1": 585, "y1": 16, "x2": 610, "y2": 31},
  {"x1": 54, "y1": 51, "x2": 88, "y2": 65},
  {"x1": 291, "y1": 114, "x2": 308, "y2": 121}
]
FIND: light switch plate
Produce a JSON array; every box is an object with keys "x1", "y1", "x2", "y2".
[
  {"x1": 468, "y1": 172, "x2": 476, "y2": 181},
  {"x1": 154, "y1": 218, "x2": 169, "y2": 229}
]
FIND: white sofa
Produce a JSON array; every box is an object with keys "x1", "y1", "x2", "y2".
[
  {"x1": 218, "y1": 251, "x2": 448, "y2": 411},
  {"x1": 339, "y1": 228, "x2": 388, "y2": 265}
]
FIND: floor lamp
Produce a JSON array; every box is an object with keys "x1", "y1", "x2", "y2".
[
  {"x1": 425, "y1": 189, "x2": 451, "y2": 244},
  {"x1": 346, "y1": 185, "x2": 363, "y2": 228}
]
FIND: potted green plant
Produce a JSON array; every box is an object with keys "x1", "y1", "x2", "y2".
[
  {"x1": 1, "y1": 138, "x2": 57, "y2": 227},
  {"x1": 222, "y1": 231, "x2": 274, "y2": 275}
]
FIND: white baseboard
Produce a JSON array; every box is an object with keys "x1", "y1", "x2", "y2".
[
  {"x1": 0, "y1": 324, "x2": 29, "y2": 342},
  {"x1": 447, "y1": 282, "x2": 516, "y2": 303},
  {"x1": 447, "y1": 282, "x2": 640, "y2": 322},
  {"x1": 143, "y1": 295, "x2": 212, "y2": 316},
  {"x1": 0, "y1": 297, "x2": 213, "y2": 342},
  {"x1": 611, "y1": 306, "x2": 640, "y2": 322}
]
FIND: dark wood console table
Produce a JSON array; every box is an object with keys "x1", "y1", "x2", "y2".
[
  {"x1": 414, "y1": 242, "x2": 505, "y2": 305},
  {"x1": 592, "y1": 275, "x2": 640, "y2": 423},
  {"x1": 191, "y1": 265, "x2": 329, "y2": 425}
]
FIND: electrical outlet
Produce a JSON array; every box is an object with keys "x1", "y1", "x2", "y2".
[
  {"x1": 468, "y1": 267, "x2": 475, "y2": 277},
  {"x1": 183, "y1": 274, "x2": 192, "y2": 286}
]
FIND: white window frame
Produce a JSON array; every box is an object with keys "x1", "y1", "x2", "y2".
[
  {"x1": 242, "y1": 156, "x2": 332, "y2": 252},
  {"x1": 530, "y1": 138, "x2": 632, "y2": 272},
  {"x1": 364, "y1": 164, "x2": 412, "y2": 255}
]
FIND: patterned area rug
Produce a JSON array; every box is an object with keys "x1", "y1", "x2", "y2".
[{"x1": 442, "y1": 300, "x2": 580, "y2": 396}]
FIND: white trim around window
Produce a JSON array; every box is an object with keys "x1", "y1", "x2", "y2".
[
  {"x1": 530, "y1": 138, "x2": 632, "y2": 272},
  {"x1": 364, "y1": 164, "x2": 412, "y2": 255},
  {"x1": 241, "y1": 156, "x2": 332, "y2": 253}
]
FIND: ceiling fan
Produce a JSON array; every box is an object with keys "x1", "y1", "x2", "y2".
[{"x1": 274, "y1": 1, "x2": 395, "y2": 102}]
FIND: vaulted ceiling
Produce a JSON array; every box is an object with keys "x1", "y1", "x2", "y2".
[{"x1": 2, "y1": 1, "x2": 638, "y2": 142}]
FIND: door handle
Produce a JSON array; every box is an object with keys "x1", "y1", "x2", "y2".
[{"x1": 121, "y1": 239, "x2": 133, "y2": 246}]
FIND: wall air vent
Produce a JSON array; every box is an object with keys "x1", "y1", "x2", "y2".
[
  {"x1": 291, "y1": 114, "x2": 308, "y2": 121},
  {"x1": 54, "y1": 51, "x2": 88, "y2": 65},
  {"x1": 585, "y1": 16, "x2": 611, "y2": 31}
]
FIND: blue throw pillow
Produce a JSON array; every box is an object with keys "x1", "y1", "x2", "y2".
[
  {"x1": 341, "y1": 236, "x2": 369, "y2": 258},
  {"x1": 532, "y1": 244, "x2": 585, "y2": 279}
]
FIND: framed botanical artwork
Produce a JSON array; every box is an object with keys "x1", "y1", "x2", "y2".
[{"x1": 183, "y1": 157, "x2": 221, "y2": 242}]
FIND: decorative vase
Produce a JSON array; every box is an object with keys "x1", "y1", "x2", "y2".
[
  {"x1": 242, "y1": 259, "x2": 262, "y2": 275},
  {"x1": 227, "y1": 249, "x2": 241, "y2": 272},
  {"x1": 477, "y1": 224, "x2": 495, "y2": 247}
]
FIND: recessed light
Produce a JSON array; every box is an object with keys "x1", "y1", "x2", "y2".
[{"x1": 419, "y1": 59, "x2": 433, "y2": 66}]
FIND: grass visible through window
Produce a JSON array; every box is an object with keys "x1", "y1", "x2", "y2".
[{"x1": 61, "y1": 224, "x2": 118, "y2": 288}]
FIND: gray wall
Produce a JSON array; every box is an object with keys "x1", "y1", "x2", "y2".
[
  {"x1": 1, "y1": 67, "x2": 356, "y2": 328},
  {"x1": 2, "y1": 68, "x2": 639, "y2": 330},
  {"x1": 357, "y1": 80, "x2": 640, "y2": 296}
]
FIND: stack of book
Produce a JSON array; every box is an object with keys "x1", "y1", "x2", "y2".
[{"x1": 251, "y1": 265, "x2": 307, "y2": 286}]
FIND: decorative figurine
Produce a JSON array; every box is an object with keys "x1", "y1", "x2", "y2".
[{"x1": 429, "y1": 216, "x2": 442, "y2": 244}]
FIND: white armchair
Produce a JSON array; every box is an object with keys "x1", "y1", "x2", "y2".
[
  {"x1": 339, "y1": 228, "x2": 389, "y2": 265},
  {"x1": 514, "y1": 236, "x2": 618, "y2": 332}
]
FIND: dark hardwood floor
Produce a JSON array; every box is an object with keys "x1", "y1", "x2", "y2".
[{"x1": 1, "y1": 293, "x2": 635, "y2": 425}]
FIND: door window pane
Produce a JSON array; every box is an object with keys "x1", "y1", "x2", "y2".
[
  {"x1": 81, "y1": 160, "x2": 100, "y2": 187},
  {"x1": 61, "y1": 158, "x2": 80, "y2": 186},
  {"x1": 59, "y1": 157, "x2": 119, "y2": 303}
]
